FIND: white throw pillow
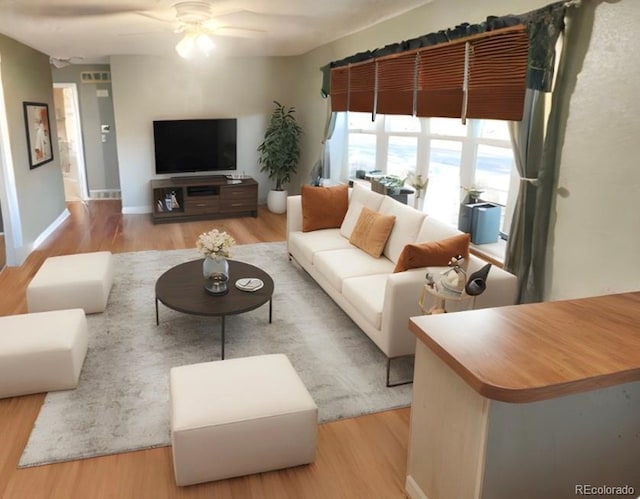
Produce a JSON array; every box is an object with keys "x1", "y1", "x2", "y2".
[
  {"x1": 339, "y1": 183, "x2": 385, "y2": 239},
  {"x1": 340, "y1": 200, "x2": 365, "y2": 239},
  {"x1": 379, "y1": 196, "x2": 426, "y2": 263}
]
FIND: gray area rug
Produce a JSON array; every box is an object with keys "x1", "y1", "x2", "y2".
[{"x1": 19, "y1": 242, "x2": 412, "y2": 467}]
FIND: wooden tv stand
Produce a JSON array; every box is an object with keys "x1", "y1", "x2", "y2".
[{"x1": 150, "y1": 175, "x2": 258, "y2": 224}]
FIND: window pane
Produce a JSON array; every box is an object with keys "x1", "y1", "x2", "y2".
[
  {"x1": 475, "y1": 144, "x2": 515, "y2": 234},
  {"x1": 425, "y1": 140, "x2": 461, "y2": 225},
  {"x1": 385, "y1": 115, "x2": 421, "y2": 133},
  {"x1": 387, "y1": 136, "x2": 417, "y2": 177},
  {"x1": 475, "y1": 144, "x2": 514, "y2": 205},
  {"x1": 430, "y1": 118, "x2": 467, "y2": 137},
  {"x1": 348, "y1": 112, "x2": 377, "y2": 131},
  {"x1": 348, "y1": 133, "x2": 376, "y2": 175},
  {"x1": 479, "y1": 120, "x2": 511, "y2": 140}
]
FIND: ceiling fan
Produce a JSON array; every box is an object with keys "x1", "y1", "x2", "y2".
[{"x1": 12, "y1": 1, "x2": 265, "y2": 43}]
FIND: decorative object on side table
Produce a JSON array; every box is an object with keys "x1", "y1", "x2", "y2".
[
  {"x1": 196, "y1": 229, "x2": 236, "y2": 295},
  {"x1": 465, "y1": 263, "x2": 492, "y2": 296},
  {"x1": 419, "y1": 256, "x2": 492, "y2": 315},
  {"x1": 439, "y1": 255, "x2": 468, "y2": 295}
]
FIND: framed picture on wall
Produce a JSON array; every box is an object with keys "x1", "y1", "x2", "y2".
[{"x1": 23, "y1": 102, "x2": 53, "y2": 169}]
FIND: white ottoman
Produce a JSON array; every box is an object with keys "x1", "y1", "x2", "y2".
[
  {"x1": 27, "y1": 251, "x2": 114, "y2": 314},
  {"x1": 170, "y1": 354, "x2": 318, "y2": 486},
  {"x1": 0, "y1": 309, "x2": 88, "y2": 399}
]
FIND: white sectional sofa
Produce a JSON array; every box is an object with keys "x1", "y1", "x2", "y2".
[{"x1": 287, "y1": 183, "x2": 518, "y2": 385}]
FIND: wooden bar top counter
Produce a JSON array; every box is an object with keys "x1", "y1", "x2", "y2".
[
  {"x1": 409, "y1": 291, "x2": 640, "y2": 403},
  {"x1": 405, "y1": 291, "x2": 640, "y2": 499}
]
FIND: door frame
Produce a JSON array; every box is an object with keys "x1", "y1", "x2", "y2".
[{"x1": 0, "y1": 55, "x2": 23, "y2": 266}]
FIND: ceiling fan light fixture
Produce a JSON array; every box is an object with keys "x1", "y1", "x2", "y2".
[
  {"x1": 176, "y1": 27, "x2": 215, "y2": 58},
  {"x1": 176, "y1": 31, "x2": 196, "y2": 58},
  {"x1": 195, "y1": 32, "x2": 215, "y2": 56}
]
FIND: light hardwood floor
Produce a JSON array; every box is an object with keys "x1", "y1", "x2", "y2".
[{"x1": 0, "y1": 201, "x2": 411, "y2": 499}]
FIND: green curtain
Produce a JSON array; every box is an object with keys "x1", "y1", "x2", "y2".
[
  {"x1": 504, "y1": 90, "x2": 546, "y2": 301},
  {"x1": 505, "y1": 2, "x2": 585, "y2": 303}
]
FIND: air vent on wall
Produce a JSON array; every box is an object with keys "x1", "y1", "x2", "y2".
[{"x1": 81, "y1": 72, "x2": 111, "y2": 83}]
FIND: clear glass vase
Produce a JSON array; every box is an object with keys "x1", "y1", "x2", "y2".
[{"x1": 203, "y1": 255, "x2": 229, "y2": 295}]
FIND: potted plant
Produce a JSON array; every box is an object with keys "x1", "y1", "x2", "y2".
[{"x1": 258, "y1": 101, "x2": 303, "y2": 213}]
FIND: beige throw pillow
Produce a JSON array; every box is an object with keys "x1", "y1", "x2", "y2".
[{"x1": 349, "y1": 207, "x2": 396, "y2": 258}]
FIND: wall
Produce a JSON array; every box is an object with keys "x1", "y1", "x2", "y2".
[
  {"x1": 546, "y1": 0, "x2": 640, "y2": 300},
  {"x1": 0, "y1": 34, "x2": 66, "y2": 264},
  {"x1": 294, "y1": 0, "x2": 640, "y2": 302},
  {"x1": 110, "y1": 54, "x2": 296, "y2": 212},
  {"x1": 52, "y1": 64, "x2": 120, "y2": 194}
]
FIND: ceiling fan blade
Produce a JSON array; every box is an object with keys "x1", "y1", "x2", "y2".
[
  {"x1": 117, "y1": 29, "x2": 170, "y2": 37},
  {"x1": 8, "y1": 4, "x2": 151, "y2": 18},
  {"x1": 213, "y1": 26, "x2": 266, "y2": 38}
]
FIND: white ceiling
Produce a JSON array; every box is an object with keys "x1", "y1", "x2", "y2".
[{"x1": 0, "y1": 0, "x2": 433, "y2": 62}]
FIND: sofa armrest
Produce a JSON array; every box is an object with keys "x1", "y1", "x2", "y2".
[
  {"x1": 287, "y1": 195, "x2": 303, "y2": 233},
  {"x1": 381, "y1": 269, "x2": 429, "y2": 358}
]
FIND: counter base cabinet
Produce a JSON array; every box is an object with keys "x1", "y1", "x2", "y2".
[
  {"x1": 151, "y1": 176, "x2": 258, "y2": 224},
  {"x1": 406, "y1": 343, "x2": 640, "y2": 499}
]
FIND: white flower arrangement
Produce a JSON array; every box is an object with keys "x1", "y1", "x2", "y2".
[
  {"x1": 196, "y1": 229, "x2": 236, "y2": 259},
  {"x1": 407, "y1": 172, "x2": 429, "y2": 191}
]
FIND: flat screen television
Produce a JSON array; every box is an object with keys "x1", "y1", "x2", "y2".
[{"x1": 153, "y1": 118, "x2": 237, "y2": 175}]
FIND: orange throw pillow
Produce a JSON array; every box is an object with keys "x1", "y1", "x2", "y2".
[
  {"x1": 301, "y1": 184, "x2": 349, "y2": 232},
  {"x1": 349, "y1": 207, "x2": 396, "y2": 258},
  {"x1": 393, "y1": 233, "x2": 471, "y2": 272}
]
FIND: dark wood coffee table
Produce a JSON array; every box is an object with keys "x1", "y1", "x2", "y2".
[{"x1": 155, "y1": 259, "x2": 274, "y2": 359}]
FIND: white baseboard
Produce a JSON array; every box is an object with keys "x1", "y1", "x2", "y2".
[
  {"x1": 405, "y1": 475, "x2": 429, "y2": 499},
  {"x1": 121, "y1": 205, "x2": 151, "y2": 215},
  {"x1": 13, "y1": 208, "x2": 71, "y2": 266}
]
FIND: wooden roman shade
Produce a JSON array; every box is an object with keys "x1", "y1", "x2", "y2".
[
  {"x1": 417, "y1": 42, "x2": 466, "y2": 118},
  {"x1": 330, "y1": 66, "x2": 349, "y2": 112},
  {"x1": 376, "y1": 52, "x2": 417, "y2": 116},
  {"x1": 466, "y1": 29, "x2": 529, "y2": 120},
  {"x1": 330, "y1": 25, "x2": 529, "y2": 121}
]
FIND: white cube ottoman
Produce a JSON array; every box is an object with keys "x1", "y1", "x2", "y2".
[
  {"x1": 170, "y1": 354, "x2": 317, "y2": 486},
  {"x1": 27, "y1": 251, "x2": 114, "y2": 314},
  {"x1": 0, "y1": 309, "x2": 88, "y2": 399}
]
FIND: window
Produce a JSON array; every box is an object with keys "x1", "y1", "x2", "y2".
[{"x1": 341, "y1": 112, "x2": 516, "y2": 237}]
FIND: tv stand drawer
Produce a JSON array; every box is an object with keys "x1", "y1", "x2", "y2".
[{"x1": 185, "y1": 198, "x2": 220, "y2": 215}]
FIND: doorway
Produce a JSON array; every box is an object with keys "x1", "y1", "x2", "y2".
[{"x1": 53, "y1": 83, "x2": 88, "y2": 201}]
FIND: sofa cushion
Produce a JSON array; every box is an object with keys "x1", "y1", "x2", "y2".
[
  {"x1": 416, "y1": 215, "x2": 462, "y2": 242},
  {"x1": 349, "y1": 207, "x2": 396, "y2": 258},
  {"x1": 340, "y1": 183, "x2": 386, "y2": 239},
  {"x1": 301, "y1": 184, "x2": 349, "y2": 232},
  {"x1": 314, "y1": 248, "x2": 395, "y2": 292},
  {"x1": 342, "y1": 274, "x2": 387, "y2": 330},
  {"x1": 288, "y1": 229, "x2": 353, "y2": 265},
  {"x1": 378, "y1": 197, "x2": 427, "y2": 263},
  {"x1": 393, "y1": 233, "x2": 471, "y2": 273}
]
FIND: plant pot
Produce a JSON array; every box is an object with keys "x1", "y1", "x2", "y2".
[{"x1": 267, "y1": 189, "x2": 288, "y2": 214}]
